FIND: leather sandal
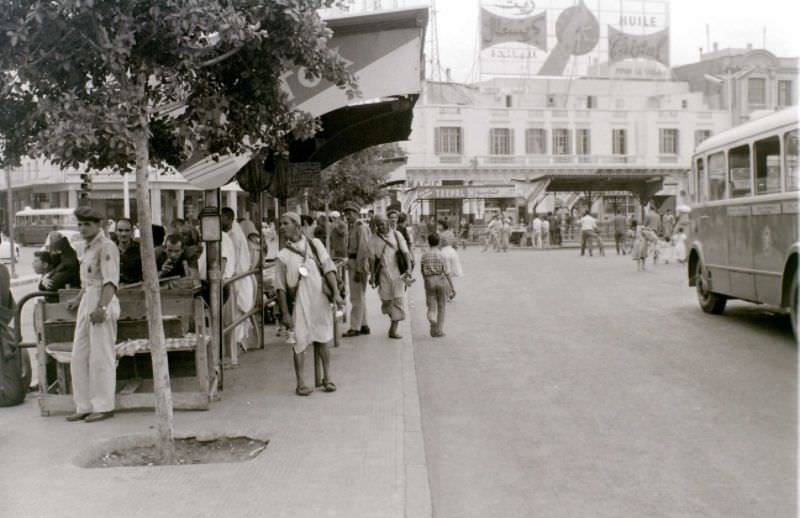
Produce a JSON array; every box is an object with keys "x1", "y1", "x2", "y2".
[
  {"x1": 322, "y1": 380, "x2": 337, "y2": 392},
  {"x1": 295, "y1": 386, "x2": 312, "y2": 397},
  {"x1": 342, "y1": 329, "x2": 361, "y2": 338}
]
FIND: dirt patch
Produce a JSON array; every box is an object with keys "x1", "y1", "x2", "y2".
[{"x1": 86, "y1": 436, "x2": 268, "y2": 468}]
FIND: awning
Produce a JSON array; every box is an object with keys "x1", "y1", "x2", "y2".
[{"x1": 180, "y1": 7, "x2": 427, "y2": 190}]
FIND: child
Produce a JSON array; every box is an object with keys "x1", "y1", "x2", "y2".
[
  {"x1": 631, "y1": 220, "x2": 658, "y2": 271},
  {"x1": 420, "y1": 233, "x2": 452, "y2": 337}
]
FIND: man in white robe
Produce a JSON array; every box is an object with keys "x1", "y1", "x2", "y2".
[
  {"x1": 275, "y1": 212, "x2": 343, "y2": 396},
  {"x1": 221, "y1": 208, "x2": 255, "y2": 351}
]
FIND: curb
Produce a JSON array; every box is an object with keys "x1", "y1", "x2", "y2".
[
  {"x1": 401, "y1": 301, "x2": 432, "y2": 518},
  {"x1": 10, "y1": 275, "x2": 38, "y2": 288}
]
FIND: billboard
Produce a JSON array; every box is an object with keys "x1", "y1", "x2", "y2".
[{"x1": 479, "y1": 0, "x2": 670, "y2": 78}]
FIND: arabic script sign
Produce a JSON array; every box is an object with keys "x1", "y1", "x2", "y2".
[
  {"x1": 481, "y1": 8, "x2": 547, "y2": 50},
  {"x1": 607, "y1": 26, "x2": 669, "y2": 66},
  {"x1": 416, "y1": 185, "x2": 519, "y2": 200}
]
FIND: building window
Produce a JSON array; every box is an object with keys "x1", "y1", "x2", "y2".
[
  {"x1": 525, "y1": 128, "x2": 547, "y2": 154},
  {"x1": 434, "y1": 127, "x2": 463, "y2": 155},
  {"x1": 681, "y1": 99, "x2": 688, "y2": 109},
  {"x1": 586, "y1": 95, "x2": 596, "y2": 109},
  {"x1": 659, "y1": 128, "x2": 679, "y2": 155},
  {"x1": 612, "y1": 129, "x2": 627, "y2": 155},
  {"x1": 695, "y1": 130, "x2": 711, "y2": 146},
  {"x1": 552, "y1": 128, "x2": 571, "y2": 155},
  {"x1": 489, "y1": 128, "x2": 514, "y2": 155},
  {"x1": 615, "y1": 99, "x2": 625, "y2": 109},
  {"x1": 748, "y1": 77, "x2": 766, "y2": 106},
  {"x1": 576, "y1": 129, "x2": 590, "y2": 155},
  {"x1": 778, "y1": 80, "x2": 793, "y2": 107}
]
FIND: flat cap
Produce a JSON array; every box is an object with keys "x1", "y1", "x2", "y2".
[
  {"x1": 342, "y1": 201, "x2": 360, "y2": 214},
  {"x1": 74, "y1": 206, "x2": 104, "y2": 222}
]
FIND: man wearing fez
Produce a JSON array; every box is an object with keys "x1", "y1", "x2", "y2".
[
  {"x1": 342, "y1": 201, "x2": 371, "y2": 337},
  {"x1": 275, "y1": 212, "x2": 343, "y2": 396},
  {"x1": 65, "y1": 207, "x2": 120, "y2": 422}
]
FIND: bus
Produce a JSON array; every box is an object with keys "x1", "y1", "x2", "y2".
[
  {"x1": 14, "y1": 207, "x2": 79, "y2": 246},
  {"x1": 687, "y1": 106, "x2": 799, "y2": 335}
]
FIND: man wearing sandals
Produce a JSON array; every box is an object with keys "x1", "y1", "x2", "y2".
[
  {"x1": 275, "y1": 212, "x2": 343, "y2": 396},
  {"x1": 368, "y1": 214, "x2": 410, "y2": 339}
]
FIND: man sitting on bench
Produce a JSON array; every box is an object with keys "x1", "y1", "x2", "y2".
[{"x1": 156, "y1": 234, "x2": 189, "y2": 280}]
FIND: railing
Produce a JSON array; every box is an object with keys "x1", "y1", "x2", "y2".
[{"x1": 474, "y1": 154, "x2": 645, "y2": 166}]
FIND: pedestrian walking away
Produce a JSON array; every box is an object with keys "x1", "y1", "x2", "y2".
[
  {"x1": 65, "y1": 207, "x2": 120, "y2": 423},
  {"x1": 369, "y1": 214, "x2": 411, "y2": 339},
  {"x1": 275, "y1": 212, "x2": 343, "y2": 396},
  {"x1": 421, "y1": 233, "x2": 452, "y2": 337}
]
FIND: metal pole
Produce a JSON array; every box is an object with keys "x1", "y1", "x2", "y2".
[
  {"x1": 5, "y1": 168, "x2": 16, "y2": 279},
  {"x1": 254, "y1": 191, "x2": 264, "y2": 350},
  {"x1": 205, "y1": 189, "x2": 223, "y2": 396}
]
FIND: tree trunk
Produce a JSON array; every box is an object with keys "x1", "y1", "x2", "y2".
[{"x1": 134, "y1": 131, "x2": 176, "y2": 461}]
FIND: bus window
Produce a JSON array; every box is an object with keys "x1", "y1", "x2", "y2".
[
  {"x1": 694, "y1": 158, "x2": 705, "y2": 202},
  {"x1": 728, "y1": 145, "x2": 752, "y2": 198},
  {"x1": 708, "y1": 152, "x2": 726, "y2": 201},
  {"x1": 785, "y1": 129, "x2": 798, "y2": 191},
  {"x1": 754, "y1": 135, "x2": 781, "y2": 195}
]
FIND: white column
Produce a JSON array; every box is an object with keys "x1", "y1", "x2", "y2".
[
  {"x1": 150, "y1": 186, "x2": 162, "y2": 225},
  {"x1": 122, "y1": 173, "x2": 131, "y2": 218},
  {"x1": 68, "y1": 189, "x2": 79, "y2": 209},
  {"x1": 225, "y1": 190, "x2": 237, "y2": 214},
  {"x1": 176, "y1": 189, "x2": 185, "y2": 219}
]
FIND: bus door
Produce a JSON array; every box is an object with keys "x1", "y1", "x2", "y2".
[
  {"x1": 752, "y1": 135, "x2": 785, "y2": 306},
  {"x1": 699, "y1": 152, "x2": 731, "y2": 295},
  {"x1": 726, "y1": 145, "x2": 756, "y2": 301}
]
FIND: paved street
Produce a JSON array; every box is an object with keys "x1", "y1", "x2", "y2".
[{"x1": 408, "y1": 247, "x2": 796, "y2": 518}]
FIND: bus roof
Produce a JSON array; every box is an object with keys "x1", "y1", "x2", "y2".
[
  {"x1": 695, "y1": 106, "x2": 799, "y2": 156},
  {"x1": 15, "y1": 207, "x2": 76, "y2": 216}
]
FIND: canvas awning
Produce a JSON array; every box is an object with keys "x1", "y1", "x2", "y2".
[{"x1": 180, "y1": 7, "x2": 427, "y2": 190}]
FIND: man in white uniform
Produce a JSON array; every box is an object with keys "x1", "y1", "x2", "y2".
[
  {"x1": 221, "y1": 208, "x2": 255, "y2": 350},
  {"x1": 65, "y1": 207, "x2": 120, "y2": 423}
]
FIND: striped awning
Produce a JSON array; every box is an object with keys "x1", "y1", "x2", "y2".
[{"x1": 180, "y1": 7, "x2": 427, "y2": 190}]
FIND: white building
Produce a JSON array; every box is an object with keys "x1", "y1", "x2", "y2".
[{"x1": 401, "y1": 76, "x2": 732, "y2": 224}]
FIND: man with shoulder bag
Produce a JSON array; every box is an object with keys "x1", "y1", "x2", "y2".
[{"x1": 275, "y1": 212, "x2": 344, "y2": 396}]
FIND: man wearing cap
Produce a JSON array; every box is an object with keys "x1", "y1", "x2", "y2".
[
  {"x1": 328, "y1": 211, "x2": 348, "y2": 261},
  {"x1": 342, "y1": 201, "x2": 371, "y2": 337},
  {"x1": 65, "y1": 207, "x2": 120, "y2": 423}
]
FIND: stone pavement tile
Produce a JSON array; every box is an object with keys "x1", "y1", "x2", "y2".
[{"x1": 0, "y1": 288, "x2": 430, "y2": 518}]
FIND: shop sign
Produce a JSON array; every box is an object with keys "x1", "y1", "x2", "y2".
[
  {"x1": 608, "y1": 26, "x2": 669, "y2": 66},
  {"x1": 416, "y1": 185, "x2": 518, "y2": 200}
]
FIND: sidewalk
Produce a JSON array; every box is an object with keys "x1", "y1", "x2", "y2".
[{"x1": 0, "y1": 289, "x2": 430, "y2": 518}]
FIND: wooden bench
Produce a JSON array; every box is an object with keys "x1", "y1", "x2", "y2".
[{"x1": 35, "y1": 288, "x2": 211, "y2": 416}]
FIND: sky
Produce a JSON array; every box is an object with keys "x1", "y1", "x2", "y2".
[{"x1": 364, "y1": 0, "x2": 800, "y2": 82}]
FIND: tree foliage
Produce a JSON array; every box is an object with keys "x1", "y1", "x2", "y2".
[
  {"x1": 0, "y1": 0, "x2": 356, "y2": 457},
  {"x1": 0, "y1": 0, "x2": 357, "y2": 170},
  {"x1": 307, "y1": 143, "x2": 402, "y2": 210}
]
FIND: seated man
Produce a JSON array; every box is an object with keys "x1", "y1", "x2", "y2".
[{"x1": 156, "y1": 234, "x2": 189, "y2": 279}]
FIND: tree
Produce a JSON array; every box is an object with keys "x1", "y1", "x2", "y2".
[
  {"x1": 0, "y1": 0, "x2": 355, "y2": 460},
  {"x1": 307, "y1": 143, "x2": 401, "y2": 210}
]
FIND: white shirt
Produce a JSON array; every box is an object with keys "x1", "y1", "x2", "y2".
[
  {"x1": 532, "y1": 218, "x2": 542, "y2": 231},
  {"x1": 579, "y1": 215, "x2": 596, "y2": 231}
]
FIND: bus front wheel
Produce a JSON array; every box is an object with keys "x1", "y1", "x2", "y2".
[
  {"x1": 790, "y1": 272, "x2": 798, "y2": 338},
  {"x1": 695, "y1": 261, "x2": 727, "y2": 314}
]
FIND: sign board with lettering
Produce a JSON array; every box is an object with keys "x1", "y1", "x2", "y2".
[
  {"x1": 287, "y1": 162, "x2": 321, "y2": 195},
  {"x1": 415, "y1": 185, "x2": 519, "y2": 200},
  {"x1": 479, "y1": 0, "x2": 669, "y2": 78}
]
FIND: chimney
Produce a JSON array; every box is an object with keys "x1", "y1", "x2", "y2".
[
  {"x1": 747, "y1": 42, "x2": 753, "y2": 49},
  {"x1": 445, "y1": 68, "x2": 452, "y2": 82},
  {"x1": 699, "y1": 47, "x2": 703, "y2": 58},
  {"x1": 713, "y1": 42, "x2": 718, "y2": 52}
]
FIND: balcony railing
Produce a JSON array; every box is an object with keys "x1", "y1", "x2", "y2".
[{"x1": 474, "y1": 154, "x2": 646, "y2": 166}]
